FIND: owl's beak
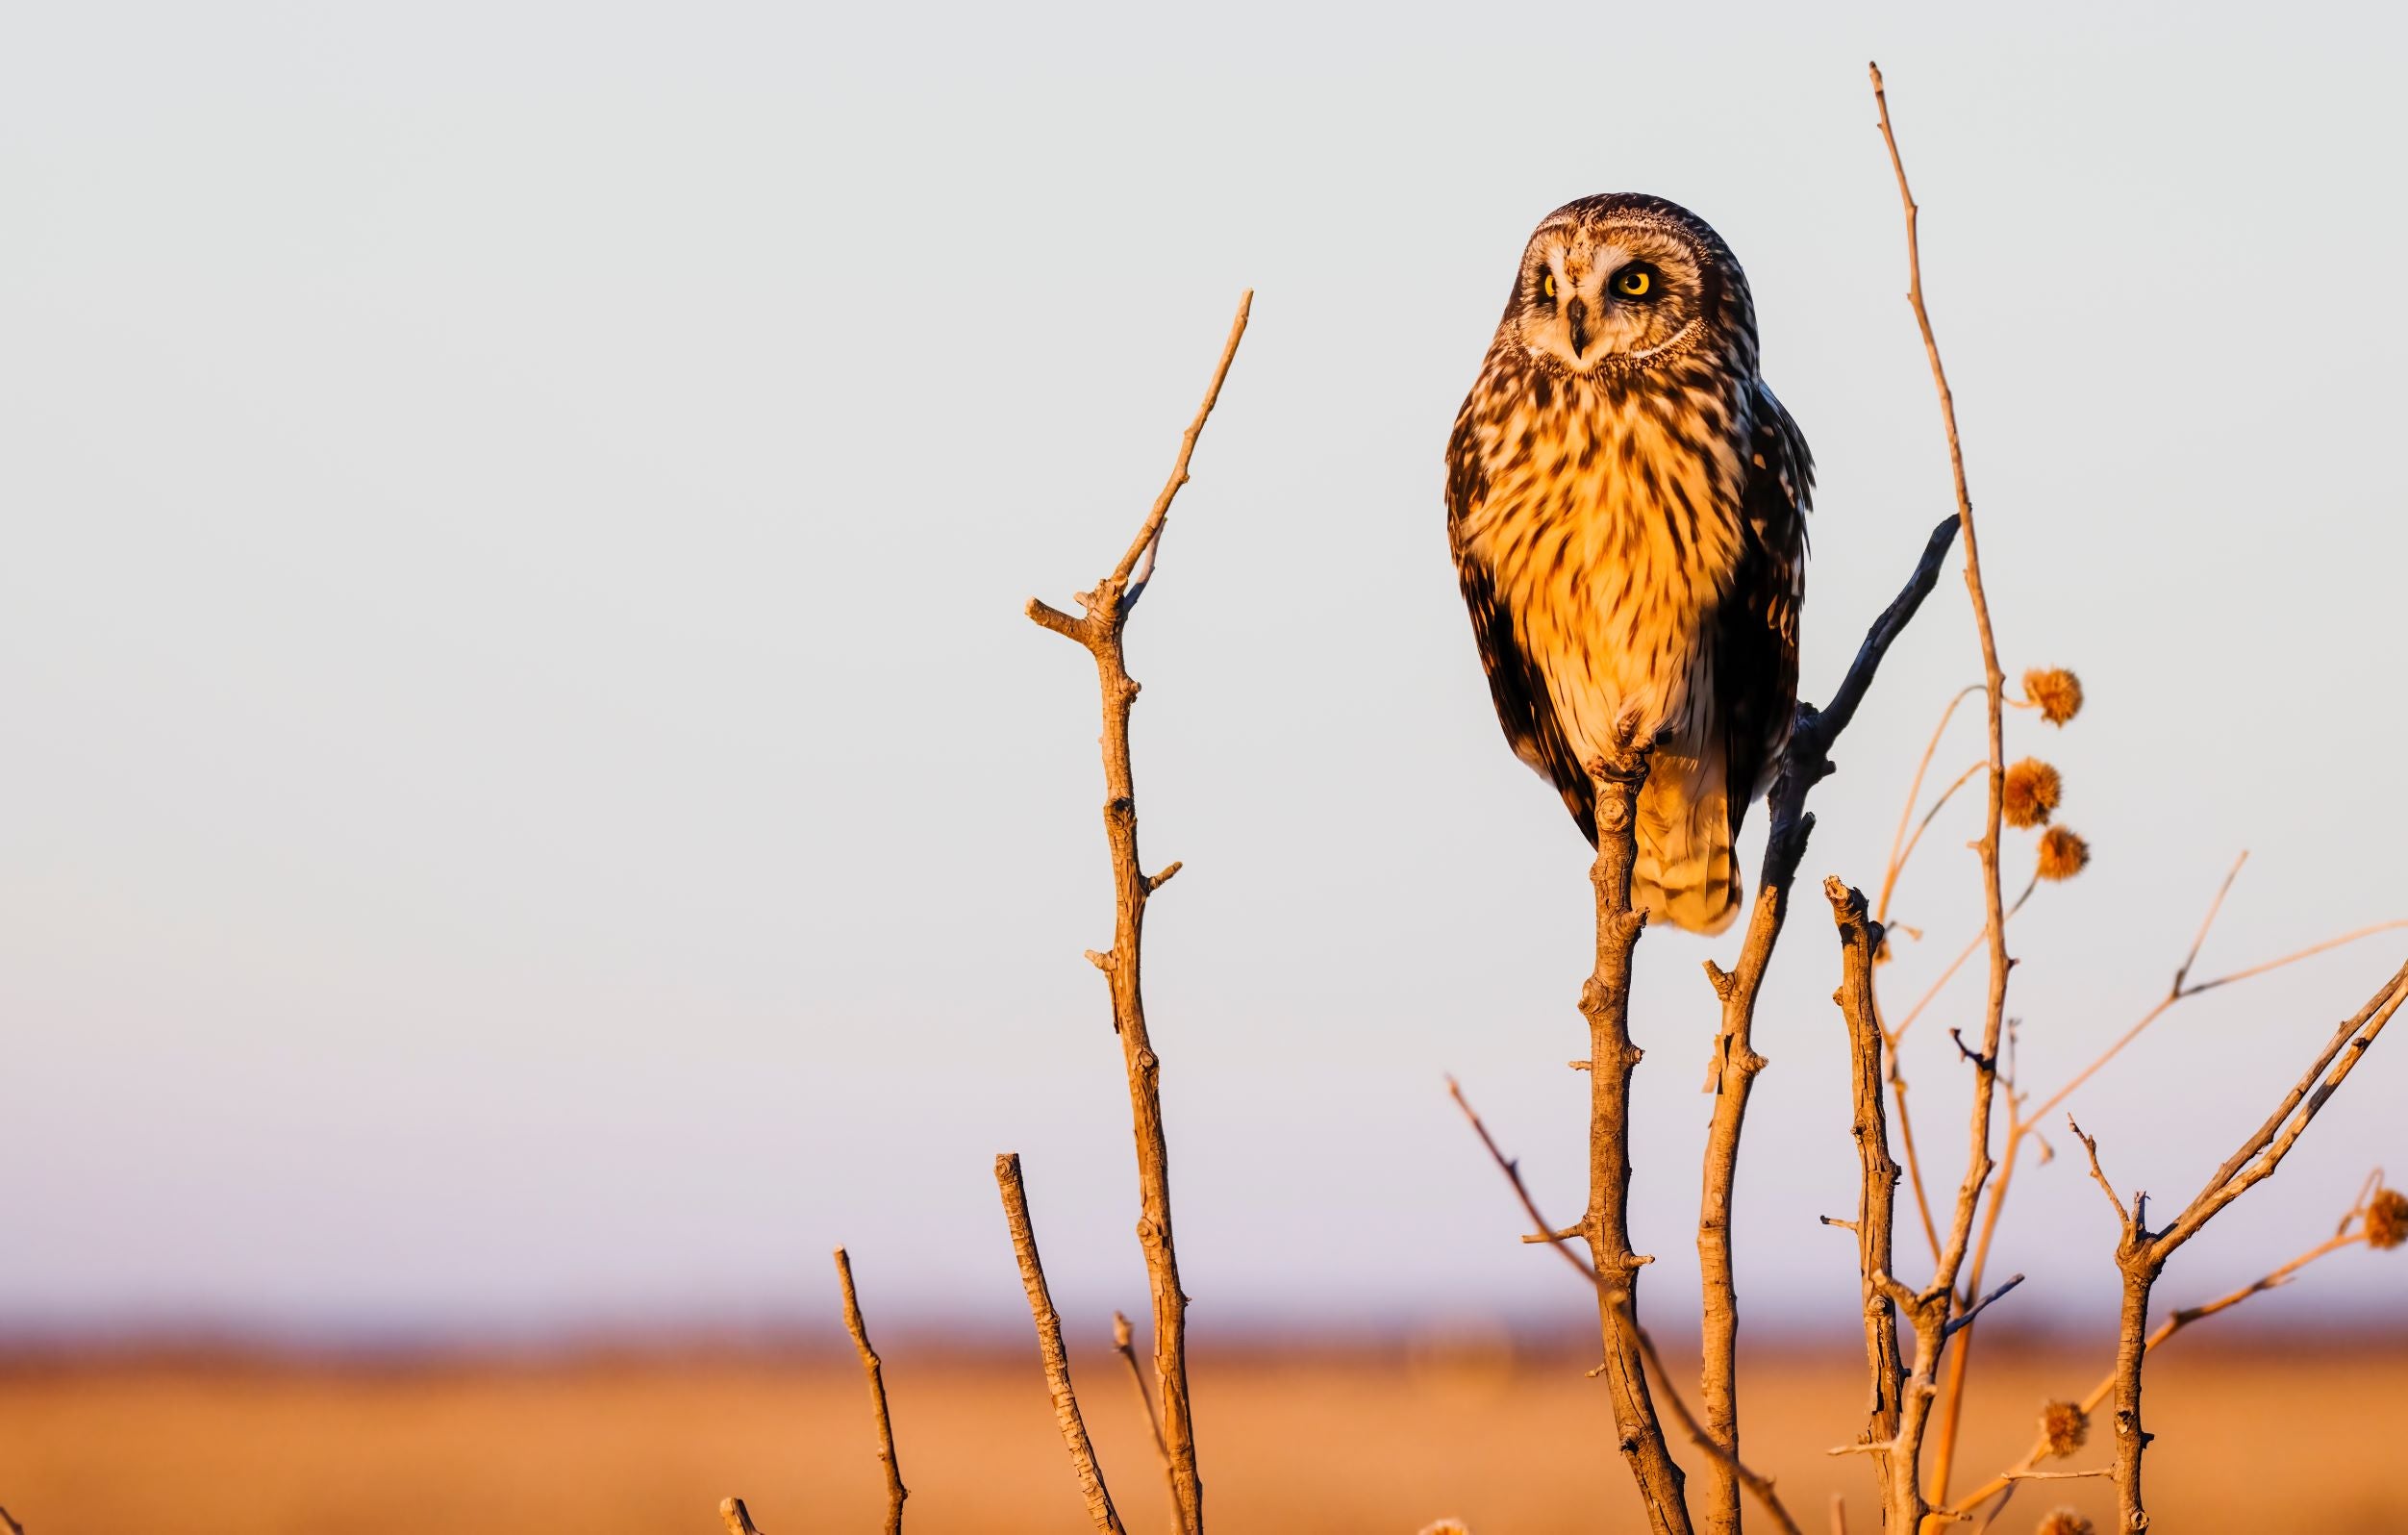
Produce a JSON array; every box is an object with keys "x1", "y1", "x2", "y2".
[{"x1": 1564, "y1": 296, "x2": 1592, "y2": 359}]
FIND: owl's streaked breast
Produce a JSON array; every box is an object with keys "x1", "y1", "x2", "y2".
[{"x1": 1454, "y1": 358, "x2": 1750, "y2": 767}]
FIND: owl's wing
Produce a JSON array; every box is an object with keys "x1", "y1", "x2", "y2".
[
  {"x1": 1715, "y1": 382, "x2": 1814, "y2": 839},
  {"x1": 1447, "y1": 403, "x2": 1597, "y2": 839}
]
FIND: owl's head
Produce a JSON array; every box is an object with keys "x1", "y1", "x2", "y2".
[{"x1": 1503, "y1": 194, "x2": 1756, "y2": 379}]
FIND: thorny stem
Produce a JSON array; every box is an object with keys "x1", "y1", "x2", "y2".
[{"x1": 1024, "y1": 291, "x2": 1248, "y2": 1534}]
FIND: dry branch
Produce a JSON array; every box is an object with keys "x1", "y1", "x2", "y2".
[
  {"x1": 1857, "y1": 62, "x2": 2032, "y2": 1533},
  {"x1": 2095, "y1": 958, "x2": 2408, "y2": 1530},
  {"x1": 1952, "y1": 1179, "x2": 2387, "y2": 1530},
  {"x1": 1926, "y1": 856, "x2": 2405, "y2": 1500},
  {"x1": 1023, "y1": 291, "x2": 1249, "y2": 1535},
  {"x1": 1829, "y1": 880, "x2": 1906, "y2": 1454},
  {"x1": 1693, "y1": 508, "x2": 1961, "y2": 1531},
  {"x1": 1578, "y1": 740, "x2": 1693, "y2": 1535},
  {"x1": 1445, "y1": 1076, "x2": 1802, "y2": 1535},
  {"x1": 834, "y1": 1246, "x2": 908, "y2": 1535},
  {"x1": 996, "y1": 1153, "x2": 1126, "y2": 1535},
  {"x1": 1638, "y1": 1330, "x2": 1808, "y2": 1535}
]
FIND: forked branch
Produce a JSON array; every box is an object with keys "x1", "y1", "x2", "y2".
[
  {"x1": 1445, "y1": 1075, "x2": 1802, "y2": 1535},
  {"x1": 1693, "y1": 509, "x2": 1958, "y2": 1532},
  {"x1": 1022, "y1": 292, "x2": 1249, "y2": 1535}
]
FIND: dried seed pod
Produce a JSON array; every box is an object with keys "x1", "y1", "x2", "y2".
[
  {"x1": 2039, "y1": 1397, "x2": 2090, "y2": 1457},
  {"x1": 2023, "y1": 667, "x2": 2084, "y2": 725},
  {"x1": 2003, "y1": 758, "x2": 2065, "y2": 828},
  {"x1": 2368, "y1": 1187, "x2": 2408, "y2": 1251},
  {"x1": 2037, "y1": 825, "x2": 2091, "y2": 882}
]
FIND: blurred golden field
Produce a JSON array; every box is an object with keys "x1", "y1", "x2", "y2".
[{"x1": 4, "y1": 1336, "x2": 2404, "y2": 1533}]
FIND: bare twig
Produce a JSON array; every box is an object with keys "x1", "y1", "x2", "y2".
[
  {"x1": 1639, "y1": 1327, "x2": 1809, "y2": 1535},
  {"x1": 1444, "y1": 1074, "x2": 1797, "y2": 1535},
  {"x1": 1447, "y1": 1074, "x2": 1594, "y2": 1283},
  {"x1": 1692, "y1": 508, "x2": 1962, "y2": 1533},
  {"x1": 1111, "y1": 300, "x2": 1252, "y2": 607},
  {"x1": 2093, "y1": 960, "x2": 2407, "y2": 1531},
  {"x1": 1829, "y1": 880, "x2": 1906, "y2": 1452},
  {"x1": 996, "y1": 1153, "x2": 1127, "y2": 1535},
  {"x1": 834, "y1": 1246, "x2": 908, "y2": 1534},
  {"x1": 1950, "y1": 1174, "x2": 2386, "y2": 1529},
  {"x1": 1113, "y1": 1311, "x2": 1178, "y2": 1525},
  {"x1": 1023, "y1": 293, "x2": 1248, "y2": 1535},
  {"x1": 1927, "y1": 857, "x2": 2404, "y2": 1502},
  {"x1": 2068, "y1": 1118, "x2": 2127, "y2": 1223},
  {"x1": 1937, "y1": 1273, "x2": 2022, "y2": 1343},
  {"x1": 2164, "y1": 958, "x2": 2408, "y2": 1247},
  {"x1": 1880, "y1": 762, "x2": 1983, "y2": 925},
  {"x1": 1868, "y1": 61, "x2": 2016, "y2": 1535},
  {"x1": 1875, "y1": 687, "x2": 1982, "y2": 926}
]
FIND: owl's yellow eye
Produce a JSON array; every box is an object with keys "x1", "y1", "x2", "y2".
[
  {"x1": 1542, "y1": 272, "x2": 1556, "y2": 300},
  {"x1": 1614, "y1": 266, "x2": 1653, "y2": 298}
]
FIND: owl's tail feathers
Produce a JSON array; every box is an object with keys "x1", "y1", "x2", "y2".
[{"x1": 1632, "y1": 758, "x2": 1743, "y2": 936}]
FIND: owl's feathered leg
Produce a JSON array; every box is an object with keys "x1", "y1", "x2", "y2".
[{"x1": 1631, "y1": 750, "x2": 1742, "y2": 936}]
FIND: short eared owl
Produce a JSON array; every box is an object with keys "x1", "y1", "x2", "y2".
[{"x1": 1447, "y1": 195, "x2": 1811, "y2": 934}]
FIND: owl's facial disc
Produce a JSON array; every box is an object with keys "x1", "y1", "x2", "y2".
[{"x1": 1517, "y1": 223, "x2": 1705, "y2": 375}]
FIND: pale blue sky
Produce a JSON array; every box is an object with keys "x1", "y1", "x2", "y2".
[{"x1": 3, "y1": 2, "x2": 2404, "y2": 1346}]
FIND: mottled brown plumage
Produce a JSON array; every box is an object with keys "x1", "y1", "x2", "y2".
[{"x1": 1447, "y1": 194, "x2": 1811, "y2": 933}]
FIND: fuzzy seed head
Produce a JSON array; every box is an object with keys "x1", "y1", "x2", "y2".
[
  {"x1": 2035, "y1": 1510, "x2": 2095, "y2": 1535},
  {"x1": 1417, "y1": 1522, "x2": 1474, "y2": 1535},
  {"x1": 2368, "y1": 1188, "x2": 2408, "y2": 1250},
  {"x1": 2024, "y1": 667, "x2": 2085, "y2": 725},
  {"x1": 2003, "y1": 758, "x2": 2065, "y2": 829},
  {"x1": 2037, "y1": 825, "x2": 2091, "y2": 882},
  {"x1": 2039, "y1": 1397, "x2": 2090, "y2": 1457}
]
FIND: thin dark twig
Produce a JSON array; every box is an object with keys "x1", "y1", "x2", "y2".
[
  {"x1": 1113, "y1": 1310, "x2": 1178, "y2": 1525},
  {"x1": 1939, "y1": 1273, "x2": 2024, "y2": 1343},
  {"x1": 1444, "y1": 1074, "x2": 1799, "y2": 1535},
  {"x1": 1447, "y1": 1073, "x2": 1594, "y2": 1281}
]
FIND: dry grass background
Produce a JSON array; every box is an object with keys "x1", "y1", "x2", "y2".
[{"x1": 4, "y1": 1338, "x2": 2402, "y2": 1533}]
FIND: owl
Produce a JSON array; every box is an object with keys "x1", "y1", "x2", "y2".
[{"x1": 1446, "y1": 194, "x2": 1811, "y2": 934}]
